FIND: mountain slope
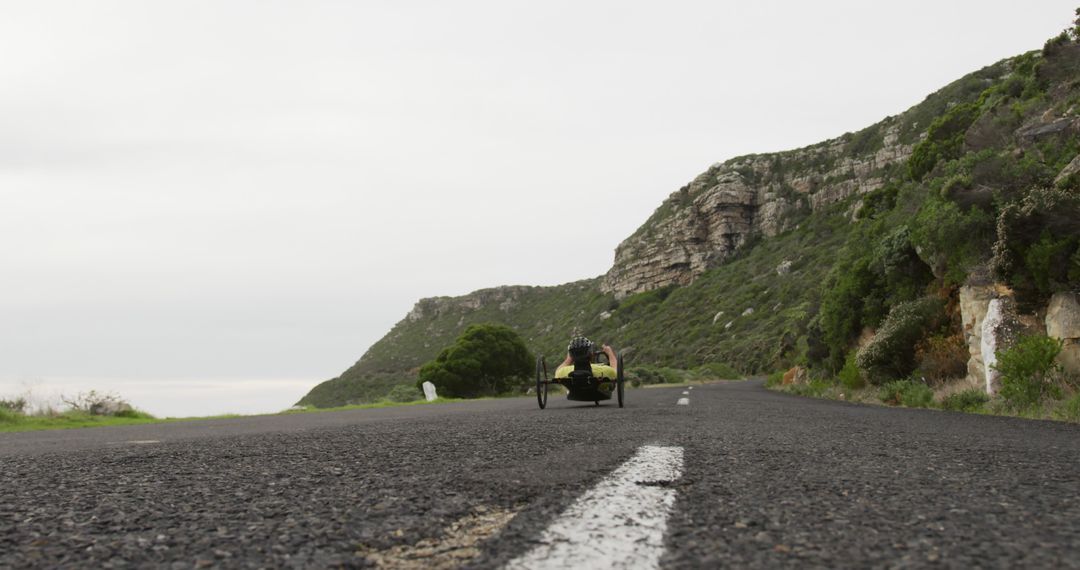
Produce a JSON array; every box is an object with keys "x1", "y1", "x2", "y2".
[{"x1": 300, "y1": 34, "x2": 1080, "y2": 407}]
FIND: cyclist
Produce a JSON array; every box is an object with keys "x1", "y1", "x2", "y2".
[{"x1": 554, "y1": 336, "x2": 618, "y2": 381}]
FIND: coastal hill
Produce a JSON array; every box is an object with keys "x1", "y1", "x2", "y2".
[{"x1": 300, "y1": 31, "x2": 1080, "y2": 408}]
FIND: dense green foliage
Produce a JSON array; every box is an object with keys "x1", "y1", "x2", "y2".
[
  {"x1": 856, "y1": 297, "x2": 946, "y2": 384},
  {"x1": 416, "y1": 324, "x2": 532, "y2": 399},
  {"x1": 941, "y1": 389, "x2": 991, "y2": 412},
  {"x1": 837, "y1": 352, "x2": 865, "y2": 390},
  {"x1": 994, "y1": 334, "x2": 1064, "y2": 408},
  {"x1": 878, "y1": 379, "x2": 935, "y2": 408}
]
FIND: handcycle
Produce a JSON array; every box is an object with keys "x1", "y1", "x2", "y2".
[{"x1": 535, "y1": 345, "x2": 624, "y2": 409}]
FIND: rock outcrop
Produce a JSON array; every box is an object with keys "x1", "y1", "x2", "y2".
[
  {"x1": 980, "y1": 297, "x2": 1021, "y2": 394},
  {"x1": 1046, "y1": 292, "x2": 1080, "y2": 376},
  {"x1": 601, "y1": 122, "x2": 915, "y2": 297},
  {"x1": 406, "y1": 286, "x2": 535, "y2": 322},
  {"x1": 959, "y1": 284, "x2": 998, "y2": 389}
]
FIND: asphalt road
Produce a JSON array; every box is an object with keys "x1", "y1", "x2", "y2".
[{"x1": 3, "y1": 380, "x2": 1080, "y2": 568}]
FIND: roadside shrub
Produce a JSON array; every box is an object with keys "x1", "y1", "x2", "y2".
[
  {"x1": 915, "y1": 333, "x2": 969, "y2": 384},
  {"x1": 857, "y1": 297, "x2": 946, "y2": 384},
  {"x1": 417, "y1": 324, "x2": 532, "y2": 399},
  {"x1": 0, "y1": 397, "x2": 27, "y2": 414},
  {"x1": 113, "y1": 409, "x2": 155, "y2": 419},
  {"x1": 837, "y1": 351, "x2": 865, "y2": 390},
  {"x1": 941, "y1": 388, "x2": 991, "y2": 412},
  {"x1": 765, "y1": 371, "x2": 784, "y2": 387},
  {"x1": 658, "y1": 367, "x2": 689, "y2": 384},
  {"x1": 788, "y1": 378, "x2": 831, "y2": 398},
  {"x1": 878, "y1": 379, "x2": 934, "y2": 408},
  {"x1": 385, "y1": 384, "x2": 420, "y2": 403},
  {"x1": 994, "y1": 334, "x2": 1064, "y2": 408},
  {"x1": 818, "y1": 257, "x2": 885, "y2": 370},
  {"x1": 692, "y1": 362, "x2": 740, "y2": 380},
  {"x1": 61, "y1": 391, "x2": 134, "y2": 416},
  {"x1": 629, "y1": 366, "x2": 671, "y2": 386}
]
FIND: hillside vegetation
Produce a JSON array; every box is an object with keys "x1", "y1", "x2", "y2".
[{"x1": 301, "y1": 22, "x2": 1080, "y2": 408}]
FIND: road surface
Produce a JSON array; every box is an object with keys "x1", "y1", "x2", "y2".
[{"x1": 2, "y1": 380, "x2": 1079, "y2": 568}]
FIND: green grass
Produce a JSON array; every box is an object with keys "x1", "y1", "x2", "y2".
[
  {"x1": 0, "y1": 397, "x2": 481, "y2": 433},
  {"x1": 0, "y1": 411, "x2": 162, "y2": 433}
]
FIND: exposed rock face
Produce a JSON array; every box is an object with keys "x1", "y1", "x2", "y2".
[
  {"x1": 782, "y1": 366, "x2": 808, "y2": 386},
  {"x1": 601, "y1": 122, "x2": 915, "y2": 297},
  {"x1": 959, "y1": 284, "x2": 997, "y2": 387},
  {"x1": 980, "y1": 298, "x2": 1020, "y2": 394},
  {"x1": 406, "y1": 286, "x2": 535, "y2": 322},
  {"x1": 1046, "y1": 292, "x2": 1080, "y2": 376}
]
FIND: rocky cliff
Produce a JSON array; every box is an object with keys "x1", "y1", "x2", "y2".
[{"x1": 600, "y1": 122, "x2": 916, "y2": 298}]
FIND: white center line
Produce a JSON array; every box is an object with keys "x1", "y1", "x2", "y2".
[
  {"x1": 681, "y1": 391, "x2": 690, "y2": 395},
  {"x1": 504, "y1": 445, "x2": 684, "y2": 570},
  {"x1": 677, "y1": 397, "x2": 689, "y2": 405}
]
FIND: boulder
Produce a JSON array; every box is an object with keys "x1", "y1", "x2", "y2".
[
  {"x1": 775, "y1": 260, "x2": 792, "y2": 276},
  {"x1": 1054, "y1": 153, "x2": 1080, "y2": 187},
  {"x1": 1046, "y1": 292, "x2": 1080, "y2": 376},
  {"x1": 782, "y1": 366, "x2": 808, "y2": 386},
  {"x1": 959, "y1": 284, "x2": 996, "y2": 386},
  {"x1": 980, "y1": 297, "x2": 1020, "y2": 395}
]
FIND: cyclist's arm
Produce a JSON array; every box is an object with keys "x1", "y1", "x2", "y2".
[{"x1": 602, "y1": 345, "x2": 618, "y2": 375}]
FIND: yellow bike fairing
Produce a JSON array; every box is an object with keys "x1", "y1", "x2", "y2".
[{"x1": 555, "y1": 364, "x2": 616, "y2": 380}]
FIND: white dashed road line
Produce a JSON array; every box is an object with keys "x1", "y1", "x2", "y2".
[
  {"x1": 677, "y1": 397, "x2": 689, "y2": 406},
  {"x1": 682, "y1": 391, "x2": 689, "y2": 395},
  {"x1": 504, "y1": 445, "x2": 685, "y2": 570}
]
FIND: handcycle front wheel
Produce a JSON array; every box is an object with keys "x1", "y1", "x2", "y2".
[
  {"x1": 536, "y1": 356, "x2": 548, "y2": 410},
  {"x1": 616, "y1": 352, "x2": 625, "y2": 408}
]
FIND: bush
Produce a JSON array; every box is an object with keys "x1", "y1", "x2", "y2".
[
  {"x1": 856, "y1": 297, "x2": 946, "y2": 384},
  {"x1": 61, "y1": 391, "x2": 134, "y2": 416},
  {"x1": 915, "y1": 333, "x2": 969, "y2": 383},
  {"x1": 113, "y1": 409, "x2": 154, "y2": 419},
  {"x1": 992, "y1": 187, "x2": 1080, "y2": 301},
  {"x1": 416, "y1": 324, "x2": 532, "y2": 399},
  {"x1": 627, "y1": 366, "x2": 661, "y2": 386},
  {"x1": 941, "y1": 388, "x2": 991, "y2": 412},
  {"x1": 879, "y1": 379, "x2": 934, "y2": 408},
  {"x1": 908, "y1": 102, "x2": 981, "y2": 181},
  {"x1": 385, "y1": 384, "x2": 421, "y2": 403},
  {"x1": 910, "y1": 198, "x2": 996, "y2": 285},
  {"x1": 993, "y1": 334, "x2": 1064, "y2": 408},
  {"x1": 789, "y1": 379, "x2": 831, "y2": 398},
  {"x1": 692, "y1": 362, "x2": 740, "y2": 380},
  {"x1": 765, "y1": 371, "x2": 784, "y2": 387},
  {"x1": 818, "y1": 257, "x2": 885, "y2": 370},
  {"x1": 837, "y1": 351, "x2": 865, "y2": 390},
  {"x1": 0, "y1": 397, "x2": 27, "y2": 414}
]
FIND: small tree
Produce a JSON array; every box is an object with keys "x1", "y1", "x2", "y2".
[{"x1": 416, "y1": 324, "x2": 532, "y2": 398}]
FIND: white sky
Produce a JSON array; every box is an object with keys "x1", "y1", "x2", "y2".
[{"x1": 1, "y1": 1, "x2": 1075, "y2": 416}]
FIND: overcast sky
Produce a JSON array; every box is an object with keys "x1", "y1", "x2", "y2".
[{"x1": 1, "y1": 1, "x2": 1075, "y2": 416}]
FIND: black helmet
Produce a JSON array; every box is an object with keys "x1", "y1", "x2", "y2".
[{"x1": 568, "y1": 336, "x2": 593, "y2": 359}]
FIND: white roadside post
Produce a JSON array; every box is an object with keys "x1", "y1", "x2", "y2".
[{"x1": 422, "y1": 381, "x2": 438, "y2": 402}]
